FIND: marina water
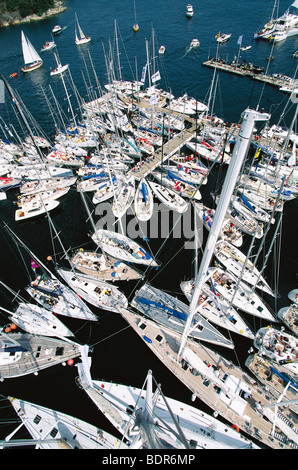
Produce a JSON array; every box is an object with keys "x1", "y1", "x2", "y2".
[{"x1": 0, "y1": 0, "x2": 297, "y2": 449}]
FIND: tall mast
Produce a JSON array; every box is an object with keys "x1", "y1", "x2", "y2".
[
  {"x1": 0, "y1": 74, "x2": 45, "y2": 162},
  {"x1": 178, "y1": 108, "x2": 270, "y2": 358}
]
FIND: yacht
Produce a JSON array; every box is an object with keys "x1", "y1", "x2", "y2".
[
  {"x1": 186, "y1": 4, "x2": 194, "y2": 17},
  {"x1": 52, "y1": 25, "x2": 62, "y2": 35},
  {"x1": 190, "y1": 38, "x2": 200, "y2": 47}
]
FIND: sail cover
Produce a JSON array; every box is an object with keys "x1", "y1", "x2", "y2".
[{"x1": 21, "y1": 31, "x2": 42, "y2": 65}]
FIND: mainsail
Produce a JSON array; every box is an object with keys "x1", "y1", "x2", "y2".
[{"x1": 21, "y1": 31, "x2": 42, "y2": 65}]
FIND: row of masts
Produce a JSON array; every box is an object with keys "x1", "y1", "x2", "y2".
[{"x1": 0, "y1": 22, "x2": 297, "y2": 450}]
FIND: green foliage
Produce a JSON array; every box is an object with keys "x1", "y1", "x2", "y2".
[{"x1": 2, "y1": 0, "x2": 55, "y2": 17}]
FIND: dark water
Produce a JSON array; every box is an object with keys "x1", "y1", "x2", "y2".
[{"x1": 0, "y1": 0, "x2": 297, "y2": 448}]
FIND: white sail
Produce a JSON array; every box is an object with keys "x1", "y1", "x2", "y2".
[
  {"x1": 77, "y1": 23, "x2": 86, "y2": 40},
  {"x1": 75, "y1": 13, "x2": 91, "y2": 45},
  {"x1": 21, "y1": 31, "x2": 42, "y2": 65}
]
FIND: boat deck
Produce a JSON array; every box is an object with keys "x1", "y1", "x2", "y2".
[
  {"x1": 118, "y1": 308, "x2": 298, "y2": 449},
  {"x1": 0, "y1": 334, "x2": 81, "y2": 379}
]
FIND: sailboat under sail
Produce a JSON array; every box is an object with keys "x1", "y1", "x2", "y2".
[
  {"x1": 21, "y1": 31, "x2": 43, "y2": 73},
  {"x1": 75, "y1": 13, "x2": 91, "y2": 45}
]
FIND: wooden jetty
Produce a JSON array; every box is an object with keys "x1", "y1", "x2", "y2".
[
  {"x1": 202, "y1": 59, "x2": 294, "y2": 91},
  {"x1": 127, "y1": 123, "x2": 198, "y2": 181}
]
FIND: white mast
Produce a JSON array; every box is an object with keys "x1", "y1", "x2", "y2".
[{"x1": 178, "y1": 108, "x2": 270, "y2": 358}]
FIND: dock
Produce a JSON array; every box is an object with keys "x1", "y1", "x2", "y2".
[
  {"x1": 202, "y1": 59, "x2": 294, "y2": 90},
  {"x1": 127, "y1": 124, "x2": 197, "y2": 181}
]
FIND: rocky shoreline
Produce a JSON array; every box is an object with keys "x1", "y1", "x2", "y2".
[{"x1": 0, "y1": 1, "x2": 66, "y2": 28}]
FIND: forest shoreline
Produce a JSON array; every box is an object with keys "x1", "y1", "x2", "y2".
[{"x1": 0, "y1": 1, "x2": 66, "y2": 28}]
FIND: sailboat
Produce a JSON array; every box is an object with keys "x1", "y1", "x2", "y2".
[
  {"x1": 91, "y1": 229, "x2": 159, "y2": 267},
  {"x1": 0, "y1": 300, "x2": 73, "y2": 339},
  {"x1": 5, "y1": 395, "x2": 126, "y2": 449},
  {"x1": 112, "y1": 175, "x2": 135, "y2": 219},
  {"x1": 75, "y1": 13, "x2": 91, "y2": 45},
  {"x1": 0, "y1": 329, "x2": 81, "y2": 379},
  {"x1": 77, "y1": 365, "x2": 259, "y2": 449},
  {"x1": 134, "y1": 177, "x2": 154, "y2": 222},
  {"x1": 15, "y1": 196, "x2": 60, "y2": 221},
  {"x1": 180, "y1": 279, "x2": 254, "y2": 339},
  {"x1": 148, "y1": 180, "x2": 188, "y2": 213},
  {"x1": 57, "y1": 267, "x2": 128, "y2": 313},
  {"x1": 3, "y1": 224, "x2": 98, "y2": 322},
  {"x1": 21, "y1": 31, "x2": 43, "y2": 73},
  {"x1": 50, "y1": 52, "x2": 69, "y2": 76},
  {"x1": 213, "y1": 239, "x2": 275, "y2": 297},
  {"x1": 131, "y1": 283, "x2": 234, "y2": 348},
  {"x1": 278, "y1": 303, "x2": 298, "y2": 336},
  {"x1": 254, "y1": 326, "x2": 298, "y2": 377},
  {"x1": 69, "y1": 249, "x2": 143, "y2": 282},
  {"x1": 118, "y1": 109, "x2": 298, "y2": 448}
]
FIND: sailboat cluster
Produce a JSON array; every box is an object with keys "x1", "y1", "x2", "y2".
[
  {"x1": 0, "y1": 23, "x2": 298, "y2": 450},
  {"x1": 19, "y1": 13, "x2": 90, "y2": 77}
]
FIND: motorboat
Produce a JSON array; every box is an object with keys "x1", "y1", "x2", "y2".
[
  {"x1": 186, "y1": 4, "x2": 194, "y2": 17},
  {"x1": 52, "y1": 25, "x2": 62, "y2": 35},
  {"x1": 190, "y1": 38, "x2": 200, "y2": 48},
  {"x1": 216, "y1": 33, "x2": 232, "y2": 43},
  {"x1": 40, "y1": 40, "x2": 56, "y2": 52},
  {"x1": 158, "y1": 45, "x2": 165, "y2": 54}
]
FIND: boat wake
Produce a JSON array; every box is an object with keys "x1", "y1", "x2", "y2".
[{"x1": 180, "y1": 45, "x2": 199, "y2": 59}]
